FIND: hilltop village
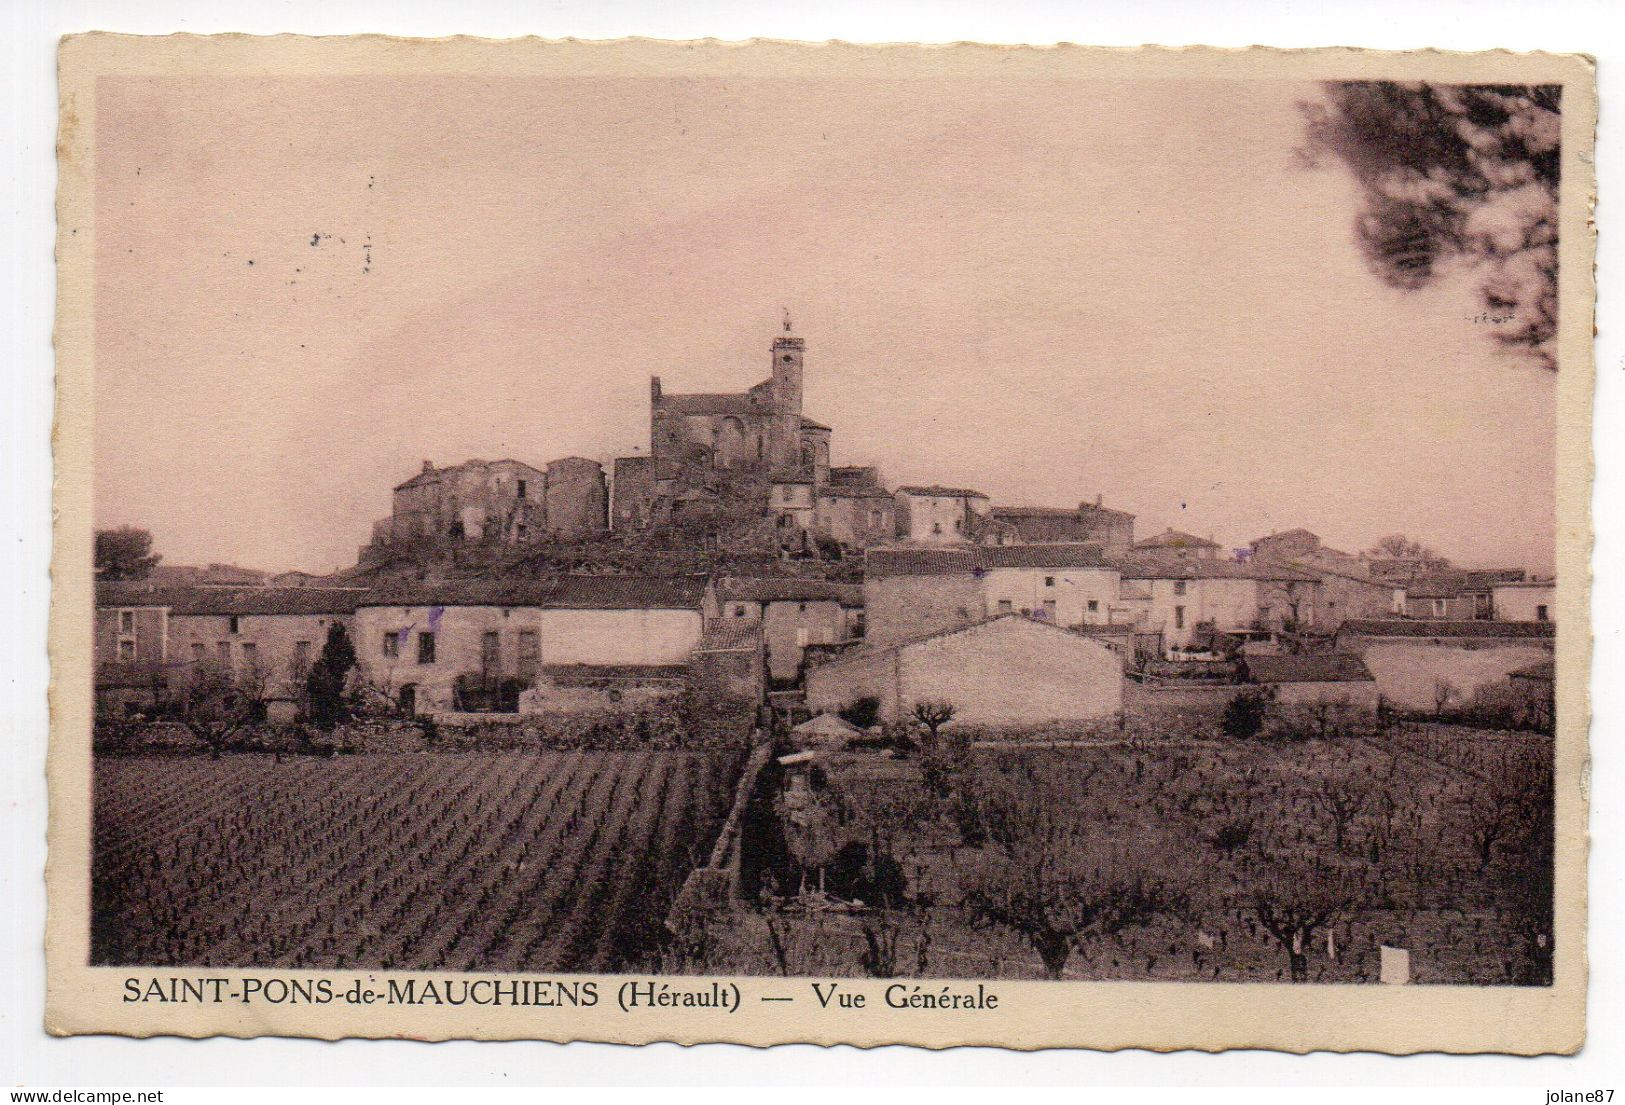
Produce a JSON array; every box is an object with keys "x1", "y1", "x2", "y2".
[{"x1": 95, "y1": 322, "x2": 1556, "y2": 730}]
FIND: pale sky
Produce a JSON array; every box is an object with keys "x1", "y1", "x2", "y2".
[{"x1": 91, "y1": 74, "x2": 1558, "y2": 575}]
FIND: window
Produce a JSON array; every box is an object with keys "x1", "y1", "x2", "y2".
[
  {"x1": 216, "y1": 641, "x2": 232, "y2": 667},
  {"x1": 382, "y1": 631, "x2": 399, "y2": 659},
  {"x1": 516, "y1": 479, "x2": 527, "y2": 499},
  {"x1": 417, "y1": 632, "x2": 436, "y2": 665},
  {"x1": 1432, "y1": 599, "x2": 1448, "y2": 617},
  {"x1": 997, "y1": 599, "x2": 1014, "y2": 615},
  {"x1": 1174, "y1": 606, "x2": 1185, "y2": 630},
  {"x1": 1040, "y1": 600, "x2": 1057, "y2": 621},
  {"x1": 240, "y1": 642, "x2": 258, "y2": 669},
  {"x1": 117, "y1": 638, "x2": 135, "y2": 661},
  {"x1": 932, "y1": 523, "x2": 943, "y2": 535},
  {"x1": 1087, "y1": 600, "x2": 1099, "y2": 613},
  {"x1": 1044, "y1": 576, "x2": 1055, "y2": 588},
  {"x1": 798, "y1": 602, "x2": 808, "y2": 614},
  {"x1": 1173, "y1": 581, "x2": 1187, "y2": 596},
  {"x1": 517, "y1": 630, "x2": 540, "y2": 679},
  {"x1": 191, "y1": 643, "x2": 206, "y2": 661},
  {"x1": 294, "y1": 641, "x2": 312, "y2": 669},
  {"x1": 119, "y1": 610, "x2": 134, "y2": 633},
  {"x1": 481, "y1": 630, "x2": 501, "y2": 674},
  {"x1": 733, "y1": 605, "x2": 747, "y2": 618},
  {"x1": 1537, "y1": 604, "x2": 1550, "y2": 622},
  {"x1": 228, "y1": 615, "x2": 241, "y2": 635}
]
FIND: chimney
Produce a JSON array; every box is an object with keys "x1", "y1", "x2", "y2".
[
  {"x1": 1096, "y1": 493, "x2": 1103, "y2": 508},
  {"x1": 421, "y1": 460, "x2": 434, "y2": 474}
]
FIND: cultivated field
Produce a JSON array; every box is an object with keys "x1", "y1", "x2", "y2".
[
  {"x1": 92, "y1": 750, "x2": 740, "y2": 972},
  {"x1": 693, "y1": 724, "x2": 1555, "y2": 985}
]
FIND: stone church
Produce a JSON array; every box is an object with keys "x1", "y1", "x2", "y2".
[{"x1": 616, "y1": 320, "x2": 835, "y2": 527}]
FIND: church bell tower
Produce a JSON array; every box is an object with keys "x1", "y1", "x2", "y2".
[{"x1": 771, "y1": 310, "x2": 804, "y2": 416}]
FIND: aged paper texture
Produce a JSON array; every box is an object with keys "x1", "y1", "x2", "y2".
[{"x1": 50, "y1": 34, "x2": 1595, "y2": 1051}]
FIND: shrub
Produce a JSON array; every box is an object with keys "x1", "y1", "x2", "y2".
[
  {"x1": 838, "y1": 696, "x2": 881, "y2": 730},
  {"x1": 1221, "y1": 688, "x2": 1273, "y2": 740}
]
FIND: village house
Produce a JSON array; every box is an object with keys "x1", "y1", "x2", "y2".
[
  {"x1": 769, "y1": 477, "x2": 817, "y2": 540},
  {"x1": 1364, "y1": 553, "x2": 1453, "y2": 582},
  {"x1": 1332, "y1": 618, "x2": 1555, "y2": 712},
  {"x1": 1492, "y1": 579, "x2": 1556, "y2": 622},
  {"x1": 1133, "y1": 528, "x2": 1222, "y2": 560},
  {"x1": 691, "y1": 618, "x2": 768, "y2": 705},
  {"x1": 978, "y1": 499, "x2": 1136, "y2": 554},
  {"x1": 805, "y1": 614, "x2": 1123, "y2": 727},
  {"x1": 862, "y1": 544, "x2": 1124, "y2": 649},
  {"x1": 976, "y1": 544, "x2": 1120, "y2": 627},
  {"x1": 1394, "y1": 568, "x2": 1526, "y2": 620},
  {"x1": 813, "y1": 483, "x2": 897, "y2": 550},
  {"x1": 351, "y1": 575, "x2": 711, "y2": 715},
  {"x1": 1112, "y1": 555, "x2": 1321, "y2": 651},
  {"x1": 1245, "y1": 529, "x2": 1393, "y2": 627},
  {"x1": 1238, "y1": 652, "x2": 1380, "y2": 709},
  {"x1": 892, "y1": 486, "x2": 991, "y2": 544},
  {"x1": 610, "y1": 455, "x2": 655, "y2": 531},
  {"x1": 372, "y1": 456, "x2": 608, "y2": 547},
  {"x1": 714, "y1": 577, "x2": 865, "y2": 682},
  {"x1": 95, "y1": 583, "x2": 366, "y2": 717}
]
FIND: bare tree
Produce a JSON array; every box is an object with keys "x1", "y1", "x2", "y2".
[
  {"x1": 1312, "y1": 777, "x2": 1370, "y2": 853},
  {"x1": 175, "y1": 661, "x2": 265, "y2": 758},
  {"x1": 963, "y1": 763, "x2": 1188, "y2": 979},
  {"x1": 1369, "y1": 533, "x2": 1439, "y2": 561},
  {"x1": 912, "y1": 700, "x2": 957, "y2": 744},
  {"x1": 1252, "y1": 862, "x2": 1355, "y2": 983}
]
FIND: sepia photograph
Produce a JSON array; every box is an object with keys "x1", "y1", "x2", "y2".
[{"x1": 46, "y1": 35, "x2": 1594, "y2": 1051}]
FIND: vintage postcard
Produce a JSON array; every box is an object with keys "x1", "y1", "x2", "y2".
[{"x1": 49, "y1": 35, "x2": 1594, "y2": 1051}]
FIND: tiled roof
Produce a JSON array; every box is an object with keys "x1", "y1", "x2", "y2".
[
  {"x1": 543, "y1": 574, "x2": 711, "y2": 610},
  {"x1": 97, "y1": 583, "x2": 367, "y2": 616},
  {"x1": 1337, "y1": 619, "x2": 1556, "y2": 639},
  {"x1": 816, "y1": 484, "x2": 894, "y2": 500},
  {"x1": 1251, "y1": 528, "x2": 1320, "y2": 544},
  {"x1": 718, "y1": 577, "x2": 864, "y2": 604},
  {"x1": 1242, "y1": 653, "x2": 1374, "y2": 684},
  {"x1": 994, "y1": 503, "x2": 1135, "y2": 522},
  {"x1": 655, "y1": 392, "x2": 763, "y2": 416},
  {"x1": 894, "y1": 485, "x2": 989, "y2": 500},
  {"x1": 1510, "y1": 659, "x2": 1556, "y2": 681},
  {"x1": 697, "y1": 619, "x2": 764, "y2": 651},
  {"x1": 864, "y1": 548, "x2": 980, "y2": 577},
  {"x1": 541, "y1": 663, "x2": 689, "y2": 683},
  {"x1": 1135, "y1": 529, "x2": 1221, "y2": 551},
  {"x1": 360, "y1": 574, "x2": 709, "y2": 611},
  {"x1": 977, "y1": 543, "x2": 1107, "y2": 569},
  {"x1": 1401, "y1": 569, "x2": 1525, "y2": 598},
  {"x1": 1112, "y1": 555, "x2": 1320, "y2": 582},
  {"x1": 800, "y1": 415, "x2": 832, "y2": 432},
  {"x1": 867, "y1": 544, "x2": 1113, "y2": 577}
]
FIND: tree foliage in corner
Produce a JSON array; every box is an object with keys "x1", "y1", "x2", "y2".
[
  {"x1": 1303, "y1": 82, "x2": 1561, "y2": 367},
  {"x1": 94, "y1": 526, "x2": 162, "y2": 581}
]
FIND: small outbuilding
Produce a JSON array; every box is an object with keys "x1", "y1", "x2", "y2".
[
  {"x1": 790, "y1": 711, "x2": 864, "y2": 748},
  {"x1": 1240, "y1": 652, "x2": 1379, "y2": 708},
  {"x1": 804, "y1": 613, "x2": 1122, "y2": 727}
]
